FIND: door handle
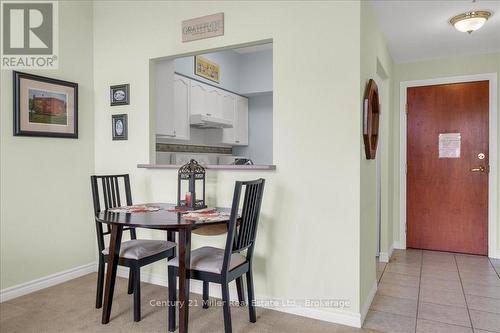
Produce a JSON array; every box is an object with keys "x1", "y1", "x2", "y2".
[{"x1": 470, "y1": 166, "x2": 486, "y2": 173}]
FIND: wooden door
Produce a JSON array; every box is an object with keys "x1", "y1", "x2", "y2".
[{"x1": 407, "y1": 81, "x2": 489, "y2": 255}]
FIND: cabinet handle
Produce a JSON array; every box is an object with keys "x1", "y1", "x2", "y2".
[
  {"x1": 206, "y1": 113, "x2": 211, "y2": 116},
  {"x1": 235, "y1": 140, "x2": 240, "y2": 143}
]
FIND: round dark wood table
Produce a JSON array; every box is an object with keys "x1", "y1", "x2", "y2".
[{"x1": 96, "y1": 203, "x2": 231, "y2": 333}]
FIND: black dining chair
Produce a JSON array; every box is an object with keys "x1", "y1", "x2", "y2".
[
  {"x1": 90, "y1": 174, "x2": 176, "y2": 322},
  {"x1": 167, "y1": 178, "x2": 265, "y2": 333}
]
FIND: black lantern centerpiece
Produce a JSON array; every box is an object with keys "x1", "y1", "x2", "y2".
[{"x1": 176, "y1": 159, "x2": 207, "y2": 211}]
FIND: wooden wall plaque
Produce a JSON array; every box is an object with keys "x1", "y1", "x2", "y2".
[
  {"x1": 363, "y1": 79, "x2": 380, "y2": 160},
  {"x1": 182, "y1": 13, "x2": 224, "y2": 42}
]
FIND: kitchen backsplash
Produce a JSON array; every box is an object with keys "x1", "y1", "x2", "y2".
[{"x1": 156, "y1": 143, "x2": 232, "y2": 155}]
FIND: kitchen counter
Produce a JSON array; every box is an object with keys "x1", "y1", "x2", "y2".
[{"x1": 137, "y1": 164, "x2": 276, "y2": 171}]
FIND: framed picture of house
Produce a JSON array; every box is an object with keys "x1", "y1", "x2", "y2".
[
  {"x1": 194, "y1": 56, "x2": 220, "y2": 83},
  {"x1": 13, "y1": 71, "x2": 78, "y2": 138}
]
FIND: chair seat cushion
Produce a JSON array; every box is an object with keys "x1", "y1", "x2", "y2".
[
  {"x1": 102, "y1": 239, "x2": 175, "y2": 260},
  {"x1": 168, "y1": 246, "x2": 246, "y2": 274}
]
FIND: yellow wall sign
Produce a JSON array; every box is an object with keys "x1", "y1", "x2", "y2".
[{"x1": 195, "y1": 56, "x2": 220, "y2": 83}]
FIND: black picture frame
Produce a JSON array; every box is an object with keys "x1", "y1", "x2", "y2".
[
  {"x1": 110, "y1": 84, "x2": 130, "y2": 106},
  {"x1": 112, "y1": 114, "x2": 128, "y2": 140},
  {"x1": 13, "y1": 71, "x2": 78, "y2": 139}
]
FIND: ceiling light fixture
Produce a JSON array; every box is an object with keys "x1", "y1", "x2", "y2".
[{"x1": 450, "y1": 11, "x2": 492, "y2": 33}]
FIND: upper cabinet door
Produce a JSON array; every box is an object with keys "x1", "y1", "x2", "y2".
[
  {"x1": 190, "y1": 80, "x2": 208, "y2": 116},
  {"x1": 173, "y1": 75, "x2": 190, "y2": 140},
  {"x1": 221, "y1": 92, "x2": 236, "y2": 144},
  {"x1": 222, "y1": 92, "x2": 235, "y2": 121},
  {"x1": 222, "y1": 95, "x2": 248, "y2": 146},
  {"x1": 206, "y1": 86, "x2": 224, "y2": 118},
  {"x1": 235, "y1": 96, "x2": 248, "y2": 145},
  {"x1": 155, "y1": 61, "x2": 175, "y2": 137}
]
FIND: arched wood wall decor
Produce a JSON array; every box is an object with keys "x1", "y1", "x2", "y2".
[{"x1": 363, "y1": 79, "x2": 380, "y2": 160}]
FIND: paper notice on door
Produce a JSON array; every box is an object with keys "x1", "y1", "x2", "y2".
[{"x1": 439, "y1": 133, "x2": 461, "y2": 158}]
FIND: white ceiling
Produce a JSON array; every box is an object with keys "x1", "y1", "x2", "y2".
[
  {"x1": 233, "y1": 43, "x2": 273, "y2": 54},
  {"x1": 372, "y1": 0, "x2": 500, "y2": 63}
]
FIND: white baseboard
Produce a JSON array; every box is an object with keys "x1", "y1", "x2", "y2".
[
  {"x1": 0, "y1": 262, "x2": 97, "y2": 303},
  {"x1": 389, "y1": 241, "x2": 499, "y2": 259},
  {"x1": 378, "y1": 253, "x2": 389, "y2": 262},
  {"x1": 360, "y1": 280, "x2": 377, "y2": 325},
  {"x1": 117, "y1": 267, "x2": 363, "y2": 328},
  {"x1": 116, "y1": 266, "x2": 241, "y2": 300},
  {"x1": 117, "y1": 266, "x2": 168, "y2": 288},
  {"x1": 267, "y1": 305, "x2": 362, "y2": 328},
  {"x1": 393, "y1": 240, "x2": 404, "y2": 250},
  {"x1": 379, "y1": 241, "x2": 396, "y2": 262},
  {"x1": 489, "y1": 250, "x2": 500, "y2": 259},
  {"x1": 379, "y1": 251, "x2": 390, "y2": 263}
]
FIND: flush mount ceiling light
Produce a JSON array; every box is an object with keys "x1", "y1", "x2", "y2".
[{"x1": 450, "y1": 11, "x2": 492, "y2": 33}]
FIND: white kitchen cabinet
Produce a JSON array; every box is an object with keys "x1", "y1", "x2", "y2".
[
  {"x1": 191, "y1": 80, "x2": 234, "y2": 121},
  {"x1": 222, "y1": 95, "x2": 248, "y2": 146},
  {"x1": 191, "y1": 80, "x2": 224, "y2": 119},
  {"x1": 235, "y1": 96, "x2": 248, "y2": 145},
  {"x1": 190, "y1": 80, "x2": 209, "y2": 116},
  {"x1": 172, "y1": 75, "x2": 190, "y2": 140},
  {"x1": 206, "y1": 86, "x2": 224, "y2": 119},
  {"x1": 155, "y1": 61, "x2": 175, "y2": 137},
  {"x1": 222, "y1": 91, "x2": 235, "y2": 121},
  {"x1": 157, "y1": 71, "x2": 247, "y2": 145},
  {"x1": 221, "y1": 117, "x2": 235, "y2": 145},
  {"x1": 156, "y1": 67, "x2": 191, "y2": 140}
]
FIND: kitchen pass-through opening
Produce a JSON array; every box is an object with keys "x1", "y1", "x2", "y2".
[{"x1": 150, "y1": 41, "x2": 273, "y2": 167}]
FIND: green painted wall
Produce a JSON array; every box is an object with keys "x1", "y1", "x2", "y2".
[
  {"x1": 0, "y1": 1, "x2": 96, "y2": 289},
  {"x1": 93, "y1": 0, "x2": 364, "y2": 321},
  {"x1": 360, "y1": 0, "x2": 394, "y2": 316}
]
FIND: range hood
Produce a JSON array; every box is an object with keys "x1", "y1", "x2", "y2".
[{"x1": 190, "y1": 114, "x2": 233, "y2": 129}]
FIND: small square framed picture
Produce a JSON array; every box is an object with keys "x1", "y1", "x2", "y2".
[
  {"x1": 112, "y1": 114, "x2": 128, "y2": 140},
  {"x1": 110, "y1": 84, "x2": 129, "y2": 106}
]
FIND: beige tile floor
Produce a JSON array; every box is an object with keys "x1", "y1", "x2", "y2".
[
  {"x1": 0, "y1": 249, "x2": 498, "y2": 333},
  {"x1": 364, "y1": 249, "x2": 500, "y2": 333}
]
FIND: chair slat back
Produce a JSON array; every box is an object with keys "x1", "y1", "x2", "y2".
[
  {"x1": 90, "y1": 174, "x2": 136, "y2": 252},
  {"x1": 222, "y1": 179, "x2": 265, "y2": 272}
]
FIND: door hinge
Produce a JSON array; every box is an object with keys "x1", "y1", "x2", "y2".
[{"x1": 405, "y1": 104, "x2": 408, "y2": 114}]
